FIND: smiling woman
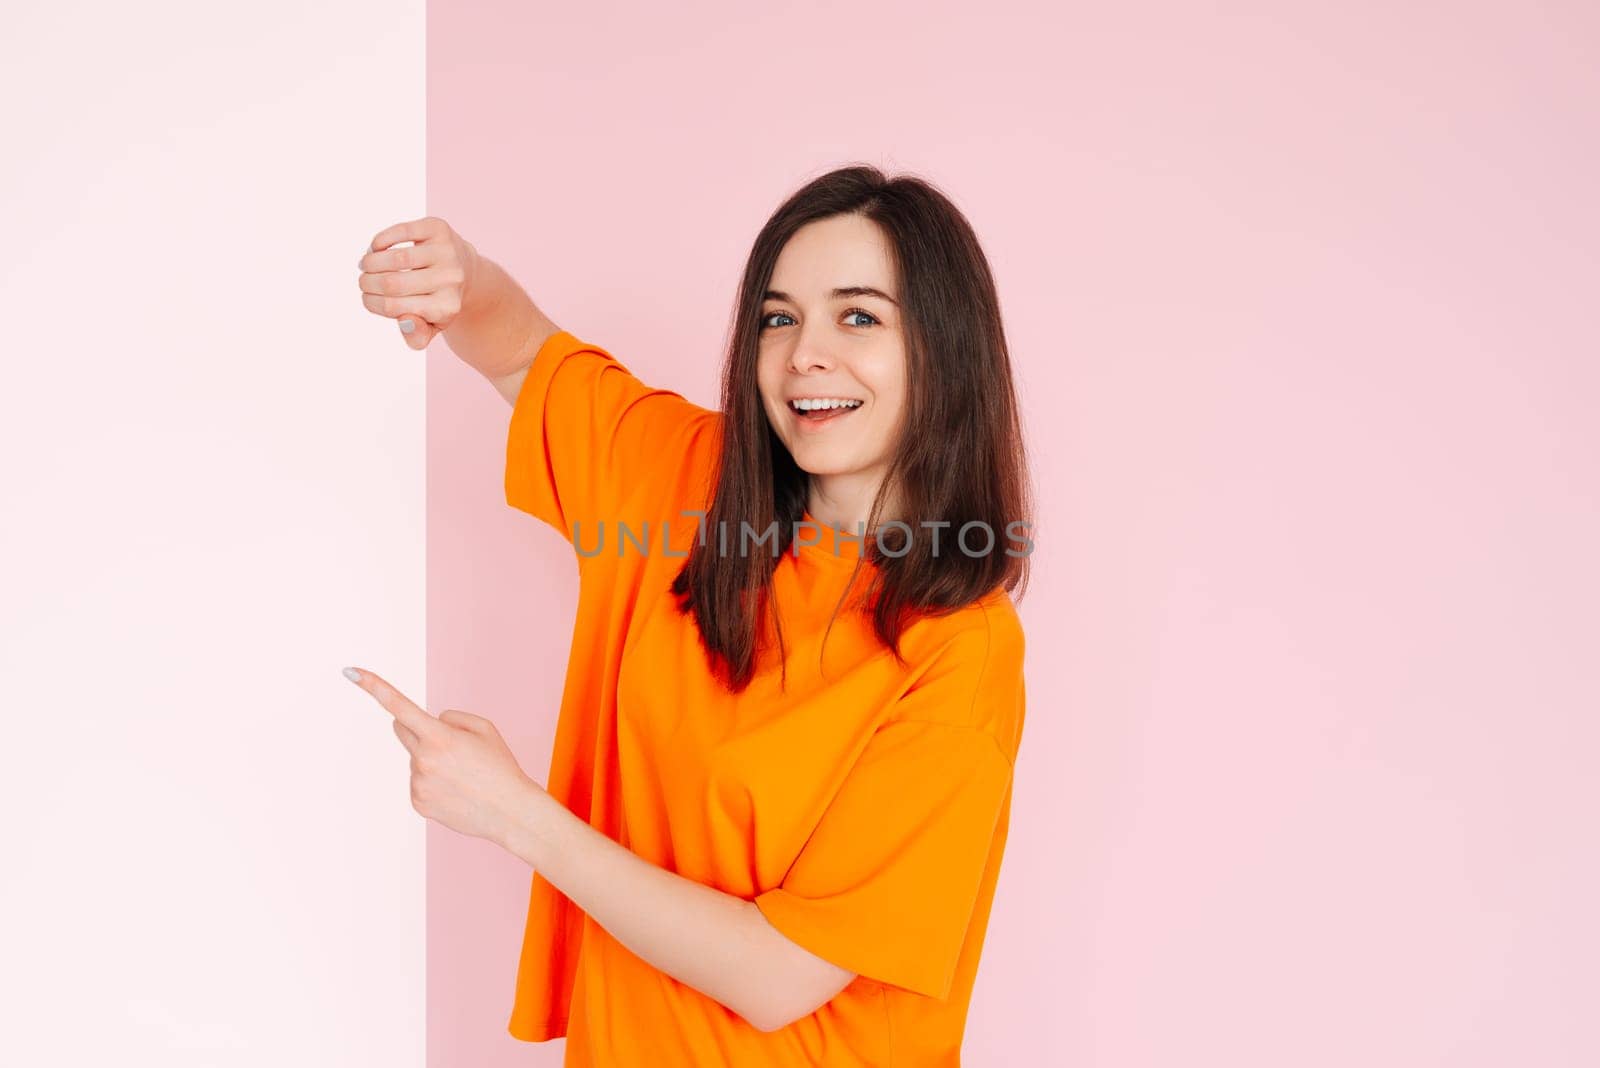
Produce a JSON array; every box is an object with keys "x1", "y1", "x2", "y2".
[
  {"x1": 679, "y1": 174, "x2": 1034, "y2": 695},
  {"x1": 363, "y1": 164, "x2": 1034, "y2": 1066}
]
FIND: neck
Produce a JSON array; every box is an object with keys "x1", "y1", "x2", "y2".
[{"x1": 806, "y1": 474, "x2": 899, "y2": 534}]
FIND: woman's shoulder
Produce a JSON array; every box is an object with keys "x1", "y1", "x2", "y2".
[
  {"x1": 887, "y1": 587, "x2": 1025, "y2": 745},
  {"x1": 901, "y1": 585, "x2": 1024, "y2": 661}
]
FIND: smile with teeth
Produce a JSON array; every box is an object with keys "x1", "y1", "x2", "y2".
[
  {"x1": 790, "y1": 397, "x2": 863, "y2": 410},
  {"x1": 789, "y1": 397, "x2": 863, "y2": 425}
]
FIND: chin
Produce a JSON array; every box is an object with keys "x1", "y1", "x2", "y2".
[
  {"x1": 794, "y1": 458, "x2": 865, "y2": 478},
  {"x1": 790, "y1": 456, "x2": 843, "y2": 476}
]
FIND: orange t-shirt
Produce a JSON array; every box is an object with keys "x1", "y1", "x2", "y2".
[{"x1": 502, "y1": 329, "x2": 1026, "y2": 1066}]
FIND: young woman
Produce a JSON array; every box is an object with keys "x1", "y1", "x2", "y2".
[{"x1": 349, "y1": 165, "x2": 1033, "y2": 1066}]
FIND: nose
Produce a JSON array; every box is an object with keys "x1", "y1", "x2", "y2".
[{"x1": 786, "y1": 337, "x2": 835, "y2": 375}]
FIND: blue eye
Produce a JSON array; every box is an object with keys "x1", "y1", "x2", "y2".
[{"x1": 758, "y1": 308, "x2": 881, "y2": 331}]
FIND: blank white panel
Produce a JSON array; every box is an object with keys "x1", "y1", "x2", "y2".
[{"x1": 0, "y1": 3, "x2": 427, "y2": 1065}]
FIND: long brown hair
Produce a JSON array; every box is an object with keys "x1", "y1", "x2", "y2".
[{"x1": 669, "y1": 164, "x2": 1033, "y2": 692}]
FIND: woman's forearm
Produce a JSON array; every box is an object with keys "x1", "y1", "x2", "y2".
[
  {"x1": 496, "y1": 778, "x2": 853, "y2": 1033},
  {"x1": 443, "y1": 243, "x2": 559, "y2": 395}
]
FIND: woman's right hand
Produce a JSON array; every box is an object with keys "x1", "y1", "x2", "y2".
[{"x1": 358, "y1": 216, "x2": 479, "y2": 353}]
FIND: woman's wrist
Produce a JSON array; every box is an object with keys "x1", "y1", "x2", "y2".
[
  {"x1": 498, "y1": 776, "x2": 568, "y2": 869},
  {"x1": 443, "y1": 251, "x2": 554, "y2": 382}
]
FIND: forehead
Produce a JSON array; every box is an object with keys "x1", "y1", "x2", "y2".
[{"x1": 768, "y1": 214, "x2": 897, "y2": 298}]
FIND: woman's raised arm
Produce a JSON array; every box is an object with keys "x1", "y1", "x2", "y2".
[
  {"x1": 447, "y1": 250, "x2": 559, "y2": 406},
  {"x1": 361, "y1": 218, "x2": 712, "y2": 542}
]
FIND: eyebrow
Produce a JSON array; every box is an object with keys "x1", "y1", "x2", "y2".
[{"x1": 763, "y1": 286, "x2": 900, "y2": 307}]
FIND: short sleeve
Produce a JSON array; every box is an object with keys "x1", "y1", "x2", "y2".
[
  {"x1": 504, "y1": 329, "x2": 711, "y2": 545},
  {"x1": 753, "y1": 620, "x2": 1023, "y2": 1001}
]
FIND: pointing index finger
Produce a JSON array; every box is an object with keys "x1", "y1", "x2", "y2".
[{"x1": 342, "y1": 667, "x2": 436, "y2": 735}]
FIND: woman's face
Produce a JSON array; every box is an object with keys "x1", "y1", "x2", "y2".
[{"x1": 756, "y1": 214, "x2": 908, "y2": 503}]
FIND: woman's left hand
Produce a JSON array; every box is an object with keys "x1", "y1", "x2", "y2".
[{"x1": 341, "y1": 665, "x2": 540, "y2": 848}]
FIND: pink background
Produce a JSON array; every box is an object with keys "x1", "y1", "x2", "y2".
[{"x1": 426, "y1": 3, "x2": 1598, "y2": 1065}]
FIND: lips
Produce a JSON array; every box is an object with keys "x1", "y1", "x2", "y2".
[
  {"x1": 787, "y1": 397, "x2": 863, "y2": 409},
  {"x1": 791, "y1": 403, "x2": 860, "y2": 428}
]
